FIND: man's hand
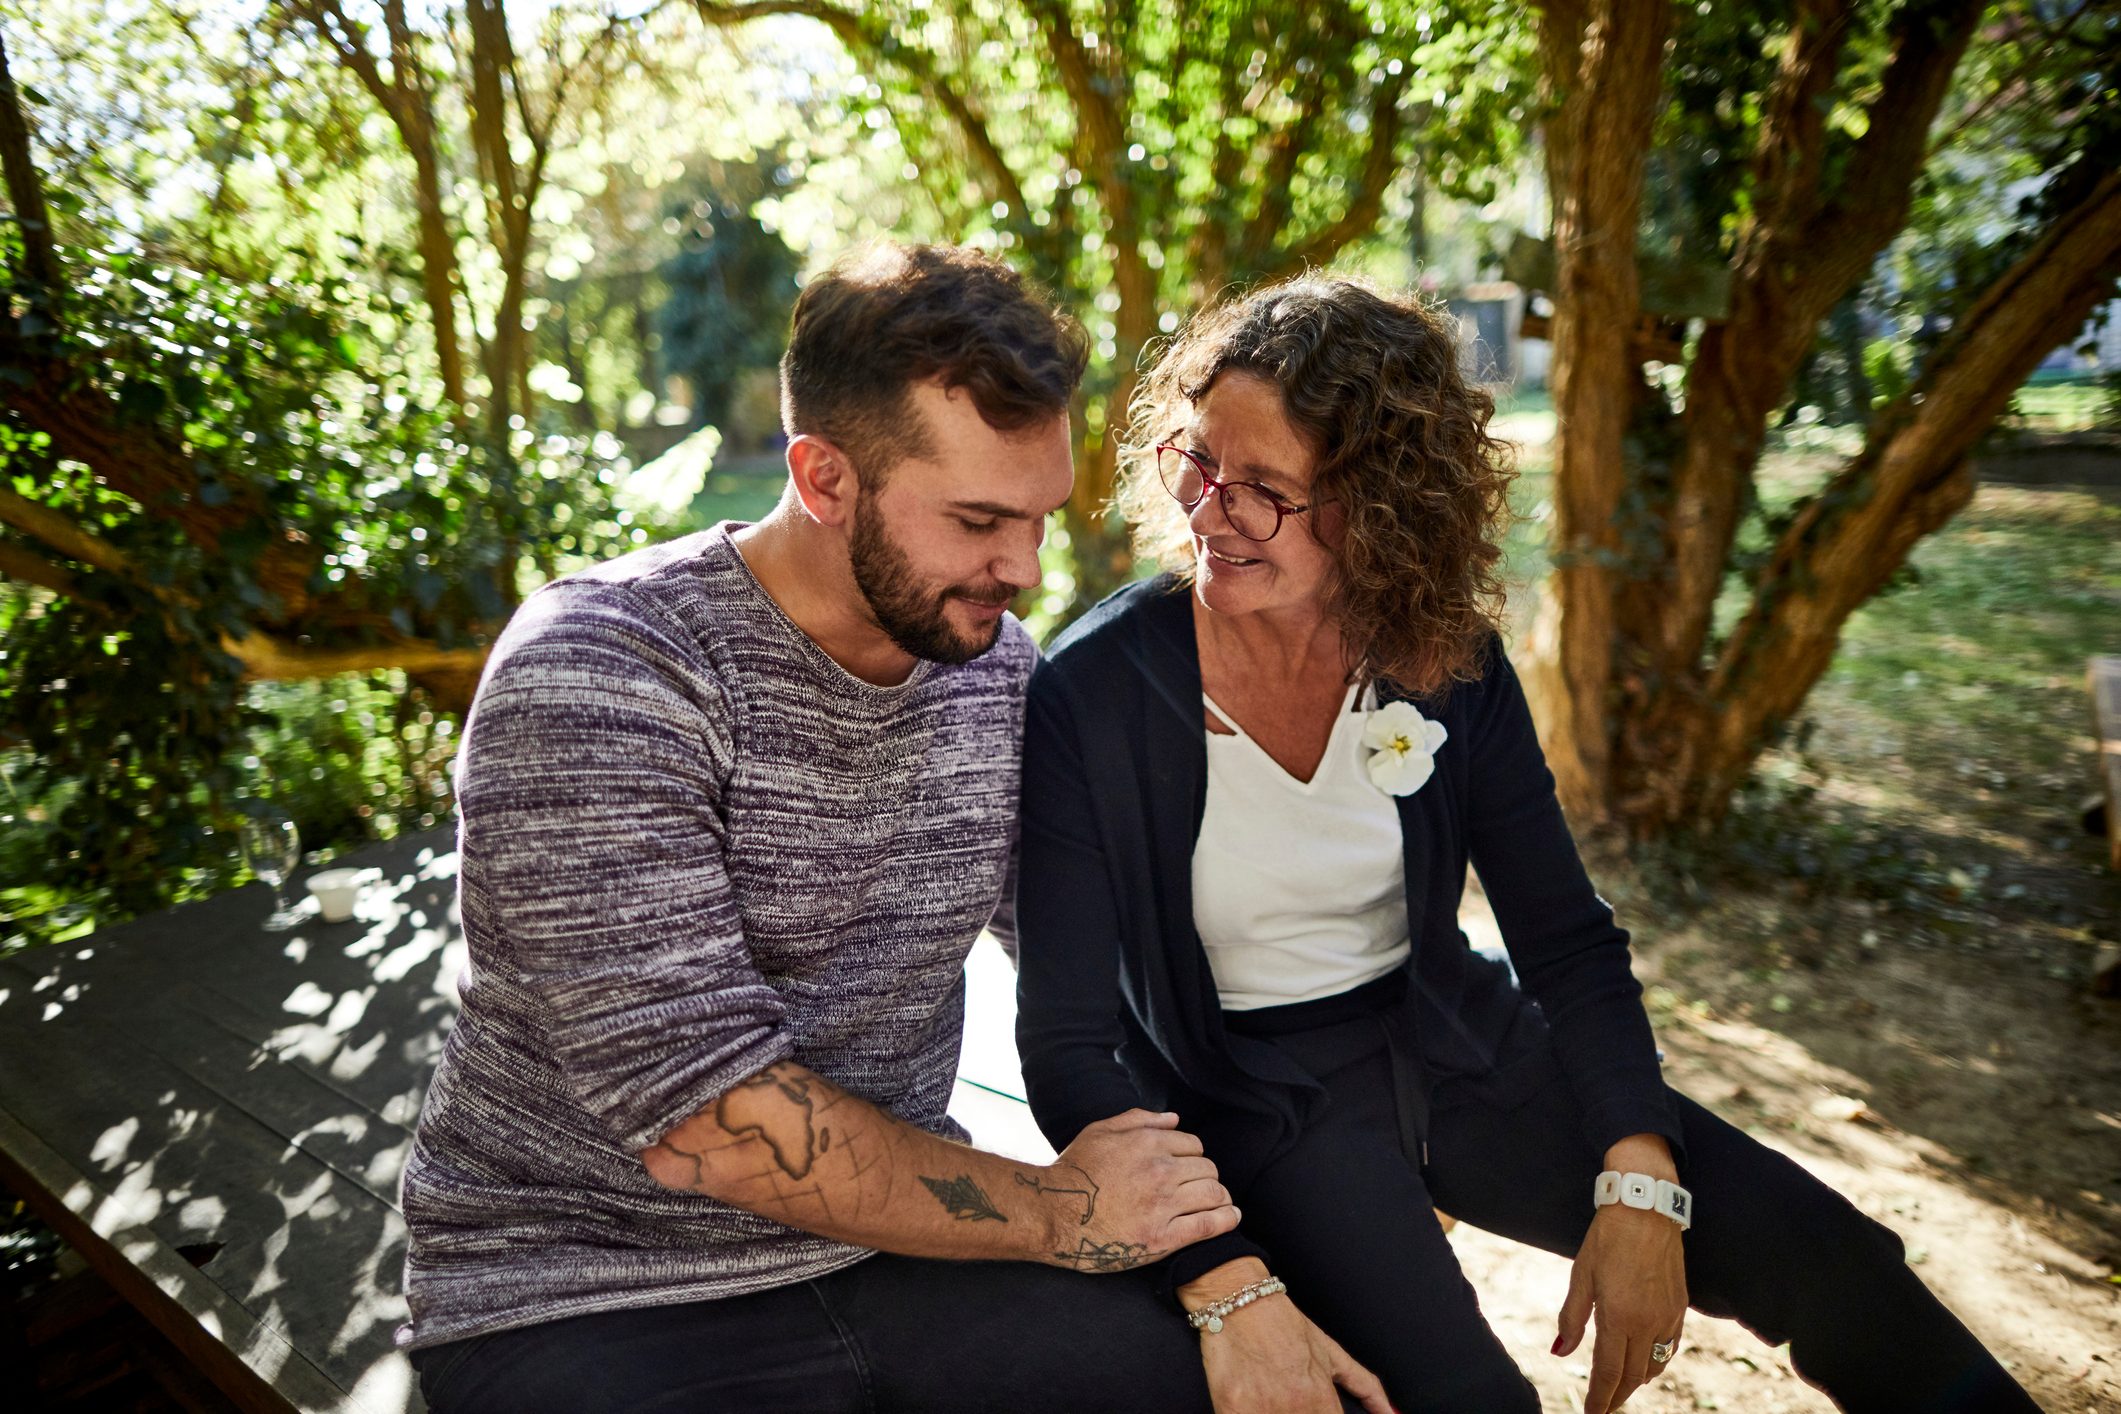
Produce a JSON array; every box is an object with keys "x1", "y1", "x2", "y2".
[
  {"x1": 1182, "y1": 1260, "x2": 1393, "y2": 1414},
  {"x1": 1555, "y1": 1136, "x2": 1688, "y2": 1414},
  {"x1": 1039, "y1": 1110, "x2": 1247, "y2": 1280},
  {"x1": 1039, "y1": 1110, "x2": 1241, "y2": 1272}
]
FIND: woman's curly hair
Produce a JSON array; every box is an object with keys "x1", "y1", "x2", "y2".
[{"x1": 1116, "y1": 275, "x2": 1517, "y2": 698}]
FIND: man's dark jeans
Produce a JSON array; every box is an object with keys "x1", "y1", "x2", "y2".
[{"x1": 412, "y1": 1253, "x2": 1253, "y2": 1414}]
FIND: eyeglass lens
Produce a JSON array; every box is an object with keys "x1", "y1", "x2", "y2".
[{"x1": 1158, "y1": 447, "x2": 1282, "y2": 541}]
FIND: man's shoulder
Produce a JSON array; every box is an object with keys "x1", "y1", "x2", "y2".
[
  {"x1": 557, "y1": 525, "x2": 729, "y2": 591},
  {"x1": 488, "y1": 528, "x2": 743, "y2": 663},
  {"x1": 472, "y1": 535, "x2": 744, "y2": 728}
]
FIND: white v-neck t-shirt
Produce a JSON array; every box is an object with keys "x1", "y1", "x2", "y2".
[{"x1": 1192, "y1": 681, "x2": 1412, "y2": 1010}]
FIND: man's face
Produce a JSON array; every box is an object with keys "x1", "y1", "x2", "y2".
[{"x1": 847, "y1": 381, "x2": 1074, "y2": 664}]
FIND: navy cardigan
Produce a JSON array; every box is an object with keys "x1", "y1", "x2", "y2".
[{"x1": 1013, "y1": 576, "x2": 1682, "y2": 1284}]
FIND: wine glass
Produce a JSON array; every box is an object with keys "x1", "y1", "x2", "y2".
[{"x1": 238, "y1": 805, "x2": 304, "y2": 932}]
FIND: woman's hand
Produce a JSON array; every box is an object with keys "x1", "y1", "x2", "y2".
[
  {"x1": 1555, "y1": 1138, "x2": 1689, "y2": 1414},
  {"x1": 1181, "y1": 1261, "x2": 1393, "y2": 1414}
]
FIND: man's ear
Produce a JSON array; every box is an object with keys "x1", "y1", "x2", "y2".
[{"x1": 786, "y1": 434, "x2": 859, "y2": 529}]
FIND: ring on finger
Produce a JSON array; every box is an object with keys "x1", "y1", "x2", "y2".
[{"x1": 1650, "y1": 1339, "x2": 1677, "y2": 1364}]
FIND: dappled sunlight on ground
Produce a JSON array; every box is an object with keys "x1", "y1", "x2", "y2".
[
  {"x1": 1453, "y1": 986, "x2": 2121, "y2": 1412},
  {"x1": 1459, "y1": 839, "x2": 2121, "y2": 1412},
  {"x1": 0, "y1": 831, "x2": 465, "y2": 1410}
]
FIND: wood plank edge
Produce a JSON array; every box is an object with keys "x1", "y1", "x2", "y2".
[{"x1": 0, "y1": 1103, "x2": 371, "y2": 1414}]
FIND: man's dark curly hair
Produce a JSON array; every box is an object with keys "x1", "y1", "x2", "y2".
[
  {"x1": 780, "y1": 242, "x2": 1088, "y2": 481},
  {"x1": 1119, "y1": 275, "x2": 1517, "y2": 697}
]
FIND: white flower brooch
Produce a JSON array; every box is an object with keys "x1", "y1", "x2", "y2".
[{"x1": 1361, "y1": 699, "x2": 1448, "y2": 797}]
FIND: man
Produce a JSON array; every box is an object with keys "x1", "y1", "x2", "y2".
[{"x1": 398, "y1": 243, "x2": 1380, "y2": 1413}]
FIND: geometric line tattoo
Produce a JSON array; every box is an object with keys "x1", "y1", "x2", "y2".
[{"x1": 1014, "y1": 1163, "x2": 1100, "y2": 1226}]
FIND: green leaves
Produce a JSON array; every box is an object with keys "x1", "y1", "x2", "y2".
[{"x1": 0, "y1": 240, "x2": 655, "y2": 942}]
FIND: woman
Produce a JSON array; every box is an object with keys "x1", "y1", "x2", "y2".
[{"x1": 1012, "y1": 278, "x2": 2038, "y2": 1414}]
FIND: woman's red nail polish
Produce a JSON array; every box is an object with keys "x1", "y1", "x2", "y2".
[{"x1": 1551, "y1": 1336, "x2": 1566, "y2": 1355}]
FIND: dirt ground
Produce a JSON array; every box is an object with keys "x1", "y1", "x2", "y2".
[
  {"x1": 1455, "y1": 876, "x2": 2121, "y2": 1412},
  {"x1": 1455, "y1": 454, "x2": 2121, "y2": 1412}
]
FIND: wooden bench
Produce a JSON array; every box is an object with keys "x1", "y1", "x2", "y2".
[{"x1": 0, "y1": 828, "x2": 1052, "y2": 1411}]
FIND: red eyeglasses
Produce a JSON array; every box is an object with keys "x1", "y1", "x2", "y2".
[{"x1": 1155, "y1": 444, "x2": 1312, "y2": 543}]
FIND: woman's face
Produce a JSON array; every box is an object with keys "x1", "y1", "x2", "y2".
[{"x1": 1178, "y1": 371, "x2": 1337, "y2": 623}]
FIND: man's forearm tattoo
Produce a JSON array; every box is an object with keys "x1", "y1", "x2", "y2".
[
  {"x1": 715, "y1": 1066, "x2": 824, "y2": 1179},
  {"x1": 1053, "y1": 1237, "x2": 1154, "y2": 1272},
  {"x1": 920, "y1": 1173, "x2": 1009, "y2": 1222},
  {"x1": 1014, "y1": 1163, "x2": 1100, "y2": 1225}
]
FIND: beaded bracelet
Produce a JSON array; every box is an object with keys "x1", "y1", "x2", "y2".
[{"x1": 1185, "y1": 1275, "x2": 1288, "y2": 1333}]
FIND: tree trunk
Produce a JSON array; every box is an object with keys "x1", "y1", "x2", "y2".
[
  {"x1": 1535, "y1": 0, "x2": 1673, "y2": 820},
  {"x1": 409, "y1": 135, "x2": 470, "y2": 410},
  {"x1": 0, "y1": 28, "x2": 59, "y2": 300},
  {"x1": 466, "y1": 0, "x2": 526, "y2": 438},
  {"x1": 290, "y1": 1, "x2": 472, "y2": 410},
  {"x1": 1535, "y1": 0, "x2": 2004, "y2": 833}
]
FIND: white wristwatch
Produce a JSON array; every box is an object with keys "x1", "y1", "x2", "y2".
[{"x1": 1594, "y1": 1170, "x2": 1693, "y2": 1231}]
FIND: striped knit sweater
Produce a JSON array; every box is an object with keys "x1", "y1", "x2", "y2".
[{"x1": 398, "y1": 523, "x2": 1032, "y2": 1349}]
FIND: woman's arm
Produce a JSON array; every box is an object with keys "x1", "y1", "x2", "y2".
[
  {"x1": 1462, "y1": 641, "x2": 1683, "y2": 1157},
  {"x1": 1014, "y1": 659, "x2": 1269, "y2": 1287},
  {"x1": 1464, "y1": 641, "x2": 1688, "y2": 1414},
  {"x1": 1013, "y1": 660, "x2": 1148, "y2": 1142}
]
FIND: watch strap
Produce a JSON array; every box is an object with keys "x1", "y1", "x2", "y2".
[{"x1": 1592, "y1": 1169, "x2": 1693, "y2": 1230}]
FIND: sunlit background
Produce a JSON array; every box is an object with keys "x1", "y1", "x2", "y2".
[{"x1": 2, "y1": 1, "x2": 2116, "y2": 1410}]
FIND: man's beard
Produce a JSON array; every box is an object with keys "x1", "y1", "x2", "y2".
[{"x1": 848, "y1": 502, "x2": 1014, "y2": 665}]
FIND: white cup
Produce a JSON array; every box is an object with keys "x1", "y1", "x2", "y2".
[{"x1": 306, "y1": 868, "x2": 366, "y2": 923}]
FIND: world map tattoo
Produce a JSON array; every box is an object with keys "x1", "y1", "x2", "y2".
[
  {"x1": 920, "y1": 1174, "x2": 1009, "y2": 1222},
  {"x1": 715, "y1": 1068, "x2": 821, "y2": 1179},
  {"x1": 1053, "y1": 1237, "x2": 1154, "y2": 1272},
  {"x1": 1013, "y1": 1163, "x2": 1099, "y2": 1225}
]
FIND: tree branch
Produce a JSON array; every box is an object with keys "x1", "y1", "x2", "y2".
[
  {"x1": 535, "y1": 8, "x2": 635, "y2": 150},
  {"x1": 1705, "y1": 167, "x2": 2121, "y2": 724},
  {"x1": 0, "y1": 538, "x2": 82, "y2": 599},
  {"x1": 0, "y1": 486, "x2": 494, "y2": 683},
  {"x1": 690, "y1": 0, "x2": 1032, "y2": 222},
  {"x1": 0, "y1": 487, "x2": 138, "y2": 583},
  {"x1": 217, "y1": 630, "x2": 490, "y2": 683},
  {"x1": 1654, "y1": 0, "x2": 1855, "y2": 675},
  {"x1": 1233, "y1": 8, "x2": 1346, "y2": 271},
  {"x1": 1813, "y1": 0, "x2": 1985, "y2": 255},
  {"x1": 287, "y1": 0, "x2": 405, "y2": 128},
  {"x1": 1658, "y1": 0, "x2": 1983, "y2": 684},
  {"x1": 291, "y1": 0, "x2": 468, "y2": 407},
  {"x1": 1925, "y1": 0, "x2": 2094, "y2": 158},
  {"x1": 1749, "y1": 0, "x2": 1855, "y2": 243},
  {"x1": 1533, "y1": 0, "x2": 1591, "y2": 198},
  {"x1": 1023, "y1": 0, "x2": 1124, "y2": 174},
  {"x1": 1185, "y1": 27, "x2": 1258, "y2": 294},
  {"x1": 1263, "y1": 63, "x2": 1413, "y2": 276}
]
